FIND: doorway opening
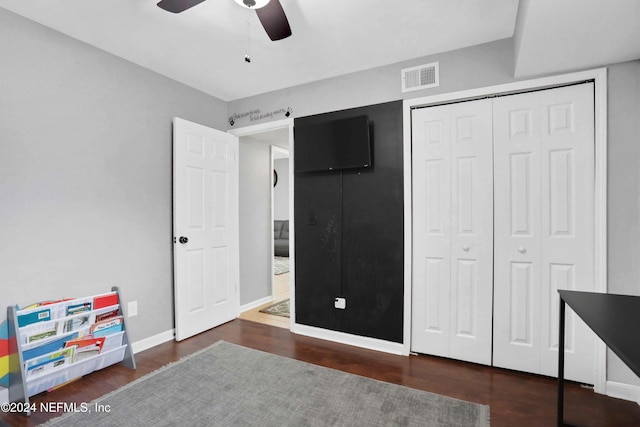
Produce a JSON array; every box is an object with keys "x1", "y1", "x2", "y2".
[{"x1": 232, "y1": 120, "x2": 294, "y2": 329}]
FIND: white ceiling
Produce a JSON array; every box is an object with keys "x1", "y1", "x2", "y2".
[
  {"x1": 514, "y1": 0, "x2": 640, "y2": 78},
  {"x1": 0, "y1": 0, "x2": 519, "y2": 101},
  {"x1": 2, "y1": 1, "x2": 639, "y2": 101}
]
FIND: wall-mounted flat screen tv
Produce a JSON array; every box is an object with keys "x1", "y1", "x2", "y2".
[{"x1": 294, "y1": 115, "x2": 371, "y2": 173}]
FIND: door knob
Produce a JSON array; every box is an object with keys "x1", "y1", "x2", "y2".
[
  {"x1": 179, "y1": 236, "x2": 189, "y2": 244},
  {"x1": 518, "y1": 246, "x2": 526, "y2": 253},
  {"x1": 462, "y1": 245, "x2": 470, "y2": 251}
]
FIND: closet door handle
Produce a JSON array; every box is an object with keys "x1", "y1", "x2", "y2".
[
  {"x1": 462, "y1": 245, "x2": 470, "y2": 252},
  {"x1": 518, "y1": 246, "x2": 526, "y2": 253}
]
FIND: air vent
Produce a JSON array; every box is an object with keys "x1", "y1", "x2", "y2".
[{"x1": 401, "y1": 62, "x2": 439, "y2": 93}]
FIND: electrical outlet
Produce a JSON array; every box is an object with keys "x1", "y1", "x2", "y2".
[
  {"x1": 334, "y1": 297, "x2": 346, "y2": 310},
  {"x1": 128, "y1": 301, "x2": 138, "y2": 317}
]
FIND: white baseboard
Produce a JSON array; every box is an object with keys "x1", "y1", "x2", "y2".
[
  {"x1": 131, "y1": 329, "x2": 175, "y2": 354},
  {"x1": 606, "y1": 380, "x2": 640, "y2": 405},
  {"x1": 240, "y1": 296, "x2": 273, "y2": 313},
  {"x1": 291, "y1": 323, "x2": 407, "y2": 356}
]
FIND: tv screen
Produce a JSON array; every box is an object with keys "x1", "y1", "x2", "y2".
[{"x1": 294, "y1": 115, "x2": 371, "y2": 173}]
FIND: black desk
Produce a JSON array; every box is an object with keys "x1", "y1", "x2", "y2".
[{"x1": 558, "y1": 290, "x2": 640, "y2": 426}]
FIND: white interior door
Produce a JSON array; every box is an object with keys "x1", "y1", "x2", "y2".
[
  {"x1": 492, "y1": 83, "x2": 595, "y2": 383},
  {"x1": 173, "y1": 117, "x2": 239, "y2": 341},
  {"x1": 411, "y1": 98, "x2": 494, "y2": 365}
]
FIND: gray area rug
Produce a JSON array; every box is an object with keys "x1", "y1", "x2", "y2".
[
  {"x1": 274, "y1": 256, "x2": 289, "y2": 275},
  {"x1": 43, "y1": 341, "x2": 490, "y2": 427},
  {"x1": 259, "y1": 298, "x2": 290, "y2": 318}
]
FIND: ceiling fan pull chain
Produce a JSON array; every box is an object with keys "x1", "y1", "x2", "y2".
[{"x1": 244, "y1": 20, "x2": 251, "y2": 63}]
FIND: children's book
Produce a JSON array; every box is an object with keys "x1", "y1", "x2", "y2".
[
  {"x1": 62, "y1": 314, "x2": 94, "y2": 333},
  {"x1": 66, "y1": 302, "x2": 92, "y2": 316},
  {"x1": 25, "y1": 347, "x2": 76, "y2": 378},
  {"x1": 90, "y1": 316, "x2": 123, "y2": 337},
  {"x1": 93, "y1": 293, "x2": 118, "y2": 309},
  {"x1": 27, "y1": 328, "x2": 57, "y2": 343},
  {"x1": 65, "y1": 337, "x2": 105, "y2": 361},
  {"x1": 95, "y1": 309, "x2": 119, "y2": 323}
]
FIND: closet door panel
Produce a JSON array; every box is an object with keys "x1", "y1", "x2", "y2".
[
  {"x1": 493, "y1": 98, "x2": 543, "y2": 373},
  {"x1": 493, "y1": 84, "x2": 595, "y2": 383},
  {"x1": 412, "y1": 107, "x2": 452, "y2": 357},
  {"x1": 412, "y1": 99, "x2": 493, "y2": 365},
  {"x1": 449, "y1": 99, "x2": 493, "y2": 365},
  {"x1": 538, "y1": 84, "x2": 595, "y2": 383}
]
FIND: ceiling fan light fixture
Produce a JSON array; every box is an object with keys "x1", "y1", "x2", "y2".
[{"x1": 233, "y1": 0, "x2": 270, "y2": 9}]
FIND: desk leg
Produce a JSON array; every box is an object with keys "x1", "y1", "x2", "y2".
[{"x1": 558, "y1": 297, "x2": 566, "y2": 427}]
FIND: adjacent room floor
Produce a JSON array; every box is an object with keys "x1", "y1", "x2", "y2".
[{"x1": 238, "y1": 272, "x2": 290, "y2": 329}]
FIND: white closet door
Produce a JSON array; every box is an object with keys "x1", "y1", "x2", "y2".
[
  {"x1": 493, "y1": 83, "x2": 595, "y2": 383},
  {"x1": 411, "y1": 99, "x2": 494, "y2": 365},
  {"x1": 411, "y1": 104, "x2": 452, "y2": 357}
]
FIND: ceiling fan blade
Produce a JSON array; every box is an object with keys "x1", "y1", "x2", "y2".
[
  {"x1": 255, "y1": 0, "x2": 292, "y2": 41},
  {"x1": 157, "y1": 0, "x2": 206, "y2": 13}
]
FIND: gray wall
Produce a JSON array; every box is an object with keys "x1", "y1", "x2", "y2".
[
  {"x1": 274, "y1": 158, "x2": 289, "y2": 221},
  {"x1": 230, "y1": 39, "x2": 640, "y2": 386},
  {"x1": 227, "y1": 38, "x2": 516, "y2": 128},
  {"x1": 0, "y1": 8, "x2": 227, "y2": 343},
  {"x1": 2, "y1": 5, "x2": 639, "y2": 389},
  {"x1": 238, "y1": 137, "x2": 272, "y2": 306}
]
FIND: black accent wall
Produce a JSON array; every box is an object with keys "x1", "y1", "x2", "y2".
[{"x1": 294, "y1": 100, "x2": 404, "y2": 343}]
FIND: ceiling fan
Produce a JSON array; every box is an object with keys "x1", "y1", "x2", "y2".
[{"x1": 156, "y1": 0, "x2": 292, "y2": 41}]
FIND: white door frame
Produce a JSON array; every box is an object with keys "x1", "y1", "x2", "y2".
[
  {"x1": 403, "y1": 67, "x2": 608, "y2": 393},
  {"x1": 271, "y1": 145, "x2": 290, "y2": 299},
  {"x1": 228, "y1": 118, "x2": 295, "y2": 329}
]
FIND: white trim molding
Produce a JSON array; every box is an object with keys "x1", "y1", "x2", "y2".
[
  {"x1": 401, "y1": 103, "x2": 414, "y2": 356},
  {"x1": 228, "y1": 118, "x2": 293, "y2": 137},
  {"x1": 403, "y1": 67, "x2": 608, "y2": 391},
  {"x1": 605, "y1": 381, "x2": 640, "y2": 405},
  {"x1": 130, "y1": 329, "x2": 175, "y2": 354},
  {"x1": 240, "y1": 296, "x2": 274, "y2": 313},
  {"x1": 292, "y1": 323, "x2": 407, "y2": 355}
]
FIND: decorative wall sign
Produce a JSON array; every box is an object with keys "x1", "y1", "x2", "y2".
[{"x1": 228, "y1": 107, "x2": 292, "y2": 126}]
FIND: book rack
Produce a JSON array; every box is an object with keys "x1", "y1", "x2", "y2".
[{"x1": 7, "y1": 286, "x2": 136, "y2": 415}]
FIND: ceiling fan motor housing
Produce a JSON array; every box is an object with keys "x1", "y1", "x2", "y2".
[
  {"x1": 158, "y1": 0, "x2": 290, "y2": 41},
  {"x1": 234, "y1": 0, "x2": 271, "y2": 9}
]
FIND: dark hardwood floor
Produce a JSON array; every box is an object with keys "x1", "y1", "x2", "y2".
[{"x1": 2, "y1": 319, "x2": 639, "y2": 426}]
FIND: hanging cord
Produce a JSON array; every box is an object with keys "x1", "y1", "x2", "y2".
[
  {"x1": 244, "y1": 20, "x2": 251, "y2": 63},
  {"x1": 339, "y1": 170, "x2": 344, "y2": 297}
]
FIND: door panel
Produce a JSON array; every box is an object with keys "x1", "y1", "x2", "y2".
[
  {"x1": 493, "y1": 83, "x2": 595, "y2": 383},
  {"x1": 449, "y1": 100, "x2": 493, "y2": 364},
  {"x1": 413, "y1": 111, "x2": 451, "y2": 356},
  {"x1": 539, "y1": 84, "x2": 595, "y2": 381},
  {"x1": 494, "y1": 104, "x2": 542, "y2": 372},
  {"x1": 412, "y1": 99, "x2": 493, "y2": 365},
  {"x1": 174, "y1": 117, "x2": 239, "y2": 341}
]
